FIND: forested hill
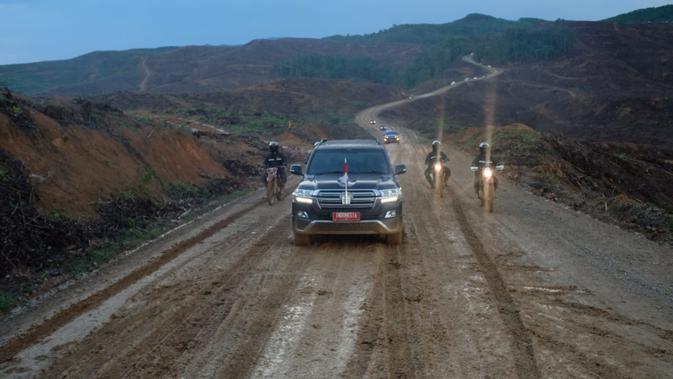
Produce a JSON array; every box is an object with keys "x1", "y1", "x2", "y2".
[{"x1": 604, "y1": 4, "x2": 673, "y2": 24}]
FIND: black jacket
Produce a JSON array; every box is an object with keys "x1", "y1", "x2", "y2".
[
  {"x1": 264, "y1": 152, "x2": 286, "y2": 168},
  {"x1": 425, "y1": 151, "x2": 449, "y2": 166},
  {"x1": 471, "y1": 152, "x2": 500, "y2": 168}
]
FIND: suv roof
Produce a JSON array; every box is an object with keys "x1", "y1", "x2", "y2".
[{"x1": 315, "y1": 139, "x2": 382, "y2": 149}]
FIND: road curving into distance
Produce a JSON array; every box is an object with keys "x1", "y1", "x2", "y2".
[{"x1": 1, "y1": 59, "x2": 672, "y2": 379}]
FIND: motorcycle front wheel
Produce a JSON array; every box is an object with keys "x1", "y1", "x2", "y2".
[
  {"x1": 275, "y1": 181, "x2": 283, "y2": 201},
  {"x1": 484, "y1": 181, "x2": 495, "y2": 213},
  {"x1": 266, "y1": 178, "x2": 276, "y2": 205}
]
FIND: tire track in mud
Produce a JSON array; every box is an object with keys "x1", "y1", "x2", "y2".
[
  {"x1": 447, "y1": 186, "x2": 541, "y2": 379},
  {"x1": 342, "y1": 257, "x2": 386, "y2": 377},
  {"x1": 400, "y1": 137, "x2": 516, "y2": 377},
  {"x1": 381, "y1": 243, "x2": 416, "y2": 379},
  {"x1": 344, "y1": 141, "x2": 469, "y2": 378},
  {"x1": 0, "y1": 197, "x2": 267, "y2": 364},
  {"x1": 46, "y1": 218, "x2": 292, "y2": 378},
  {"x1": 209, "y1": 243, "x2": 311, "y2": 378},
  {"x1": 363, "y1": 102, "x2": 539, "y2": 377}
]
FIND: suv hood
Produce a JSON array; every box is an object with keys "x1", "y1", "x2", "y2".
[{"x1": 298, "y1": 173, "x2": 398, "y2": 191}]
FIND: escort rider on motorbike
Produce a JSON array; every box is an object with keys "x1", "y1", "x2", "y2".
[
  {"x1": 424, "y1": 140, "x2": 450, "y2": 188},
  {"x1": 471, "y1": 142, "x2": 502, "y2": 201},
  {"x1": 263, "y1": 141, "x2": 287, "y2": 187}
]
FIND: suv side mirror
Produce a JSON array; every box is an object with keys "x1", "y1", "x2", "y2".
[
  {"x1": 394, "y1": 164, "x2": 407, "y2": 175},
  {"x1": 290, "y1": 164, "x2": 303, "y2": 176}
]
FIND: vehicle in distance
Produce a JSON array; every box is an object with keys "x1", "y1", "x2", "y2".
[
  {"x1": 379, "y1": 125, "x2": 389, "y2": 132},
  {"x1": 383, "y1": 130, "x2": 400, "y2": 144},
  {"x1": 369, "y1": 120, "x2": 377, "y2": 125},
  {"x1": 290, "y1": 139, "x2": 406, "y2": 245}
]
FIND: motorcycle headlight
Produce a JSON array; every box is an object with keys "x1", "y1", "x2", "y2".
[
  {"x1": 433, "y1": 162, "x2": 442, "y2": 171},
  {"x1": 292, "y1": 189, "x2": 316, "y2": 204},
  {"x1": 379, "y1": 188, "x2": 401, "y2": 204},
  {"x1": 483, "y1": 167, "x2": 493, "y2": 179}
]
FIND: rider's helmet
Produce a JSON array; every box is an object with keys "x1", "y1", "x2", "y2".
[
  {"x1": 269, "y1": 140, "x2": 280, "y2": 153},
  {"x1": 431, "y1": 140, "x2": 441, "y2": 152},
  {"x1": 479, "y1": 142, "x2": 489, "y2": 152}
]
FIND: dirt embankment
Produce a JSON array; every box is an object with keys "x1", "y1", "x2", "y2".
[
  {"x1": 0, "y1": 93, "x2": 246, "y2": 219},
  {"x1": 0, "y1": 88, "x2": 282, "y2": 310}
]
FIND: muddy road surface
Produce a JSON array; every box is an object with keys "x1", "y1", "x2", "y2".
[{"x1": 2, "y1": 65, "x2": 673, "y2": 378}]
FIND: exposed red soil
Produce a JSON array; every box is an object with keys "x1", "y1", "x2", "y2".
[{"x1": 0, "y1": 97, "x2": 256, "y2": 219}]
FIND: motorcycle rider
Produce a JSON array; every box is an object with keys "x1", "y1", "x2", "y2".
[
  {"x1": 471, "y1": 142, "x2": 501, "y2": 200},
  {"x1": 424, "y1": 140, "x2": 450, "y2": 188},
  {"x1": 263, "y1": 141, "x2": 287, "y2": 187}
]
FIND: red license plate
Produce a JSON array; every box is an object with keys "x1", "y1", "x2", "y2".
[{"x1": 332, "y1": 212, "x2": 361, "y2": 222}]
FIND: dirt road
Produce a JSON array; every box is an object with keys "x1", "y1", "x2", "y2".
[
  {"x1": 2, "y1": 64, "x2": 672, "y2": 379},
  {"x1": 139, "y1": 56, "x2": 151, "y2": 92}
]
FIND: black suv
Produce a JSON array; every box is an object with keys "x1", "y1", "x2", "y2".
[{"x1": 289, "y1": 140, "x2": 407, "y2": 245}]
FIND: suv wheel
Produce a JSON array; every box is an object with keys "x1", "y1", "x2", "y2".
[
  {"x1": 294, "y1": 231, "x2": 312, "y2": 246},
  {"x1": 385, "y1": 231, "x2": 403, "y2": 245}
]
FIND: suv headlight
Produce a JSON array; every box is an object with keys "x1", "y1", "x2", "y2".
[
  {"x1": 293, "y1": 189, "x2": 316, "y2": 204},
  {"x1": 379, "y1": 188, "x2": 401, "y2": 204}
]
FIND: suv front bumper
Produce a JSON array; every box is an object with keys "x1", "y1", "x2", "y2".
[
  {"x1": 293, "y1": 217, "x2": 402, "y2": 235},
  {"x1": 292, "y1": 201, "x2": 402, "y2": 236}
]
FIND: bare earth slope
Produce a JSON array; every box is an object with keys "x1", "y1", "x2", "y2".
[{"x1": 1, "y1": 63, "x2": 671, "y2": 378}]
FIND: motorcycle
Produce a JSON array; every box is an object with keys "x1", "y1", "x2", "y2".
[
  {"x1": 265, "y1": 167, "x2": 283, "y2": 205},
  {"x1": 430, "y1": 160, "x2": 450, "y2": 197},
  {"x1": 470, "y1": 161, "x2": 504, "y2": 212}
]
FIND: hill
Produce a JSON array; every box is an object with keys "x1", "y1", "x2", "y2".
[
  {"x1": 604, "y1": 4, "x2": 673, "y2": 24},
  {"x1": 1, "y1": 6, "x2": 672, "y2": 147},
  {"x1": 0, "y1": 14, "x2": 586, "y2": 95},
  {"x1": 381, "y1": 20, "x2": 673, "y2": 146},
  {"x1": 0, "y1": 39, "x2": 422, "y2": 96}
]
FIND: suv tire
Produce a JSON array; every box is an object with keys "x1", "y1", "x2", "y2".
[
  {"x1": 294, "y1": 231, "x2": 312, "y2": 246},
  {"x1": 385, "y1": 230, "x2": 403, "y2": 245}
]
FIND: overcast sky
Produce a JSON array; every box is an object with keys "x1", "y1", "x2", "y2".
[{"x1": 0, "y1": 0, "x2": 670, "y2": 64}]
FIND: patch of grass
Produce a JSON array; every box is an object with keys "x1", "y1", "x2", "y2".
[
  {"x1": 47, "y1": 210, "x2": 68, "y2": 222},
  {"x1": 176, "y1": 108, "x2": 291, "y2": 138},
  {"x1": 665, "y1": 217, "x2": 673, "y2": 232},
  {"x1": 493, "y1": 126, "x2": 542, "y2": 147},
  {"x1": 87, "y1": 224, "x2": 167, "y2": 267},
  {"x1": 166, "y1": 182, "x2": 205, "y2": 199},
  {"x1": 64, "y1": 260, "x2": 89, "y2": 278},
  {"x1": 0, "y1": 292, "x2": 16, "y2": 312},
  {"x1": 141, "y1": 165, "x2": 158, "y2": 185}
]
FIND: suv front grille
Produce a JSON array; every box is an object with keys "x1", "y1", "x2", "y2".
[{"x1": 316, "y1": 190, "x2": 377, "y2": 209}]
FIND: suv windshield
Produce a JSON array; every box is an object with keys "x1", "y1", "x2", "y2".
[{"x1": 307, "y1": 148, "x2": 391, "y2": 175}]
